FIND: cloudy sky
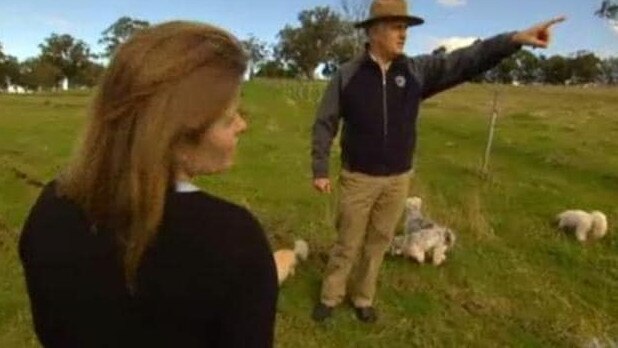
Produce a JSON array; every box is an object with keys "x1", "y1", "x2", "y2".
[{"x1": 1, "y1": 0, "x2": 616, "y2": 60}]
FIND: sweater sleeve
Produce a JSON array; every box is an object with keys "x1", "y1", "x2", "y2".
[
  {"x1": 411, "y1": 32, "x2": 521, "y2": 100},
  {"x1": 217, "y1": 210, "x2": 278, "y2": 348},
  {"x1": 19, "y1": 184, "x2": 62, "y2": 347},
  {"x1": 311, "y1": 69, "x2": 342, "y2": 179}
]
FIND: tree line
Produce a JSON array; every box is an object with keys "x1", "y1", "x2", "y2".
[
  {"x1": 1, "y1": 1, "x2": 617, "y2": 91},
  {"x1": 0, "y1": 16, "x2": 148, "y2": 91}
]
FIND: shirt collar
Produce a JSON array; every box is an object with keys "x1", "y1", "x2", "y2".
[
  {"x1": 368, "y1": 51, "x2": 392, "y2": 71},
  {"x1": 175, "y1": 181, "x2": 201, "y2": 193},
  {"x1": 363, "y1": 45, "x2": 406, "y2": 70}
]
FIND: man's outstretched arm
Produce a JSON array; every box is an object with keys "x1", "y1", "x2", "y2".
[{"x1": 413, "y1": 16, "x2": 566, "y2": 100}]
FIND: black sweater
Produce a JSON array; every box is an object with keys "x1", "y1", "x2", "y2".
[{"x1": 19, "y1": 182, "x2": 278, "y2": 348}]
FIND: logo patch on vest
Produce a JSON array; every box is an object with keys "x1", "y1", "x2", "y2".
[{"x1": 395, "y1": 75, "x2": 406, "y2": 88}]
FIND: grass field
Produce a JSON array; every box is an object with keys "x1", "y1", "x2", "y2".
[{"x1": 1, "y1": 81, "x2": 617, "y2": 347}]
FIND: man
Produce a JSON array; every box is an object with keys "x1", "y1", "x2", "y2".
[{"x1": 311, "y1": 0, "x2": 565, "y2": 323}]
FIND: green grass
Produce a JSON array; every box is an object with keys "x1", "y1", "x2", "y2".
[{"x1": 1, "y1": 82, "x2": 617, "y2": 347}]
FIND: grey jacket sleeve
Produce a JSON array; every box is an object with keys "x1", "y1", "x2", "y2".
[
  {"x1": 311, "y1": 70, "x2": 342, "y2": 179},
  {"x1": 412, "y1": 32, "x2": 521, "y2": 100}
]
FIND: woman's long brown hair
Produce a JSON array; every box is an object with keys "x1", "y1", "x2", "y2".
[{"x1": 57, "y1": 21, "x2": 247, "y2": 292}]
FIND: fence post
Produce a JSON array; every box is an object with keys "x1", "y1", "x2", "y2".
[{"x1": 481, "y1": 90, "x2": 500, "y2": 175}]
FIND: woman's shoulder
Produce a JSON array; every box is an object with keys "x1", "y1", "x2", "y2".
[
  {"x1": 33, "y1": 180, "x2": 60, "y2": 203},
  {"x1": 19, "y1": 180, "x2": 88, "y2": 261},
  {"x1": 170, "y1": 190, "x2": 256, "y2": 223},
  {"x1": 24, "y1": 180, "x2": 79, "y2": 222},
  {"x1": 166, "y1": 190, "x2": 265, "y2": 244},
  {"x1": 165, "y1": 190, "x2": 272, "y2": 262}
]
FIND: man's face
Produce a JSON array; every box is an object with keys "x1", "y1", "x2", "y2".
[{"x1": 370, "y1": 20, "x2": 408, "y2": 58}]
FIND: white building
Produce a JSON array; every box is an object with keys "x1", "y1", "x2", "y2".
[{"x1": 61, "y1": 77, "x2": 69, "y2": 91}]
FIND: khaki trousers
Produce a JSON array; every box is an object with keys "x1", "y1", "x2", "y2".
[{"x1": 320, "y1": 169, "x2": 410, "y2": 307}]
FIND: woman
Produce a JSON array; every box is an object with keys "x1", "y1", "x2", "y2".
[{"x1": 19, "y1": 21, "x2": 278, "y2": 347}]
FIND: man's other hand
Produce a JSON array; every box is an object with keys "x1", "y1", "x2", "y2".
[{"x1": 313, "y1": 178, "x2": 332, "y2": 193}]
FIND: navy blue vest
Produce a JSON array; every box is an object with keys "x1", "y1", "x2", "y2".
[{"x1": 340, "y1": 56, "x2": 421, "y2": 176}]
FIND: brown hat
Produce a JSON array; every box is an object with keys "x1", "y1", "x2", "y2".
[{"x1": 355, "y1": 0, "x2": 425, "y2": 28}]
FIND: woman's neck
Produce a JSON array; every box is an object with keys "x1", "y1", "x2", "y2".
[{"x1": 176, "y1": 171, "x2": 193, "y2": 184}]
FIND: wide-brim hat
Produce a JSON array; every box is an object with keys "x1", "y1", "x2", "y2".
[{"x1": 354, "y1": 0, "x2": 425, "y2": 29}]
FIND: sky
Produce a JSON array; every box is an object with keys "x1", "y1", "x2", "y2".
[{"x1": 1, "y1": 0, "x2": 617, "y2": 61}]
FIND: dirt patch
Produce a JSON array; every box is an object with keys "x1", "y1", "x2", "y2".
[
  {"x1": 0, "y1": 218, "x2": 10, "y2": 232},
  {"x1": 0, "y1": 148, "x2": 24, "y2": 156},
  {"x1": 0, "y1": 218, "x2": 18, "y2": 247},
  {"x1": 445, "y1": 288, "x2": 513, "y2": 317},
  {"x1": 10, "y1": 167, "x2": 44, "y2": 188}
]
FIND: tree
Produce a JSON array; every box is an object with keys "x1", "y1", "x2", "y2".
[
  {"x1": 599, "y1": 57, "x2": 618, "y2": 84},
  {"x1": 482, "y1": 49, "x2": 542, "y2": 84},
  {"x1": 241, "y1": 35, "x2": 269, "y2": 78},
  {"x1": 328, "y1": 23, "x2": 358, "y2": 67},
  {"x1": 255, "y1": 60, "x2": 299, "y2": 78},
  {"x1": 335, "y1": 0, "x2": 371, "y2": 61},
  {"x1": 18, "y1": 58, "x2": 63, "y2": 90},
  {"x1": 276, "y1": 6, "x2": 347, "y2": 79},
  {"x1": 512, "y1": 49, "x2": 542, "y2": 84},
  {"x1": 39, "y1": 33, "x2": 94, "y2": 86},
  {"x1": 73, "y1": 61, "x2": 106, "y2": 87},
  {"x1": 99, "y1": 16, "x2": 150, "y2": 58},
  {"x1": 341, "y1": 0, "x2": 370, "y2": 28},
  {"x1": 596, "y1": 0, "x2": 618, "y2": 19},
  {"x1": 485, "y1": 55, "x2": 518, "y2": 83},
  {"x1": 1, "y1": 57, "x2": 21, "y2": 89},
  {"x1": 569, "y1": 51, "x2": 602, "y2": 84},
  {"x1": 0, "y1": 42, "x2": 21, "y2": 89},
  {"x1": 541, "y1": 55, "x2": 570, "y2": 85},
  {"x1": 0, "y1": 42, "x2": 7, "y2": 86}
]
